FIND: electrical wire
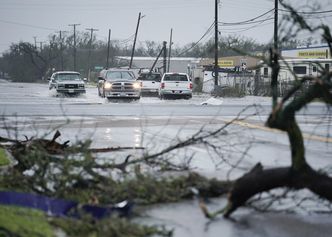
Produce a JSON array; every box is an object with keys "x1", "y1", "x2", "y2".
[
  {"x1": 219, "y1": 17, "x2": 274, "y2": 26},
  {"x1": 175, "y1": 22, "x2": 215, "y2": 57},
  {"x1": 0, "y1": 0, "x2": 210, "y2": 11},
  {"x1": 175, "y1": 8, "x2": 276, "y2": 56},
  {"x1": 220, "y1": 22, "x2": 273, "y2": 34},
  {"x1": 0, "y1": 19, "x2": 57, "y2": 31},
  {"x1": 114, "y1": 33, "x2": 136, "y2": 45},
  {"x1": 219, "y1": 8, "x2": 275, "y2": 25}
]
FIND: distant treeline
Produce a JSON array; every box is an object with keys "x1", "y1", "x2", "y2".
[{"x1": 0, "y1": 31, "x2": 305, "y2": 82}]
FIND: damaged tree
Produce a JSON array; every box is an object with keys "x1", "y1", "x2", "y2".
[{"x1": 202, "y1": 0, "x2": 332, "y2": 218}]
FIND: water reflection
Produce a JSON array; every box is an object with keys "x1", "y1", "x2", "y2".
[
  {"x1": 105, "y1": 128, "x2": 112, "y2": 142},
  {"x1": 134, "y1": 128, "x2": 142, "y2": 147},
  {"x1": 103, "y1": 127, "x2": 142, "y2": 147}
]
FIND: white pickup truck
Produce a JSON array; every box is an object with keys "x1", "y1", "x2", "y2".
[
  {"x1": 159, "y1": 72, "x2": 192, "y2": 99},
  {"x1": 48, "y1": 71, "x2": 86, "y2": 95}
]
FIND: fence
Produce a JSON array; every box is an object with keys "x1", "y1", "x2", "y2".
[{"x1": 201, "y1": 71, "x2": 303, "y2": 97}]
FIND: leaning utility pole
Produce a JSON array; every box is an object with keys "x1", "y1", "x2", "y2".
[
  {"x1": 106, "y1": 29, "x2": 111, "y2": 69},
  {"x1": 214, "y1": 0, "x2": 219, "y2": 87},
  {"x1": 68, "y1": 23, "x2": 80, "y2": 71},
  {"x1": 86, "y1": 27, "x2": 99, "y2": 80},
  {"x1": 167, "y1": 28, "x2": 173, "y2": 72},
  {"x1": 149, "y1": 42, "x2": 166, "y2": 73},
  {"x1": 163, "y1": 41, "x2": 167, "y2": 74},
  {"x1": 129, "y1": 12, "x2": 144, "y2": 69}
]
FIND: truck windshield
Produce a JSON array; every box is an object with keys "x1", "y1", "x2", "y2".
[
  {"x1": 55, "y1": 74, "x2": 81, "y2": 81},
  {"x1": 106, "y1": 71, "x2": 135, "y2": 80}
]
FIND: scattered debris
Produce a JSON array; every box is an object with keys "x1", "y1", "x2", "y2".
[
  {"x1": 200, "y1": 97, "x2": 224, "y2": 105},
  {"x1": 0, "y1": 191, "x2": 133, "y2": 219}
]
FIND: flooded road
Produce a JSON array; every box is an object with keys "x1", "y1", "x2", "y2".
[
  {"x1": 139, "y1": 198, "x2": 332, "y2": 237},
  {"x1": 1, "y1": 81, "x2": 332, "y2": 236}
]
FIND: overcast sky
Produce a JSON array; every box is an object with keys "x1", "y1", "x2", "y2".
[{"x1": 0, "y1": 0, "x2": 331, "y2": 55}]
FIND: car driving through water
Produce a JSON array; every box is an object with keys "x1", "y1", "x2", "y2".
[
  {"x1": 97, "y1": 68, "x2": 141, "y2": 100},
  {"x1": 48, "y1": 71, "x2": 86, "y2": 95}
]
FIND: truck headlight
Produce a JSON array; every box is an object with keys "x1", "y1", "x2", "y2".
[
  {"x1": 133, "y1": 82, "x2": 141, "y2": 89},
  {"x1": 104, "y1": 82, "x2": 112, "y2": 89}
]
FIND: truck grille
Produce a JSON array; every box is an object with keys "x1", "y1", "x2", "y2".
[
  {"x1": 64, "y1": 84, "x2": 79, "y2": 89},
  {"x1": 111, "y1": 82, "x2": 134, "y2": 91}
]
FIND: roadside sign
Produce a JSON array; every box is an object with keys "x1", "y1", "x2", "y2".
[
  {"x1": 218, "y1": 60, "x2": 234, "y2": 67},
  {"x1": 94, "y1": 66, "x2": 104, "y2": 70}
]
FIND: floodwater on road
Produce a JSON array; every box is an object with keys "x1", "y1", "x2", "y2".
[
  {"x1": 138, "y1": 197, "x2": 332, "y2": 237},
  {"x1": 1, "y1": 81, "x2": 332, "y2": 236}
]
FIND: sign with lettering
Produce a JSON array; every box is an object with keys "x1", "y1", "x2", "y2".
[
  {"x1": 218, "y1": 60, "x2": 234, "y2": 67},
  {"x1": 297, "y1": 50, "x2": 328, "y2": 59}
]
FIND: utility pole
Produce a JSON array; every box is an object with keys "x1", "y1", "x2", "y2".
[
  {"x1": 214, "y1": 0, "x2": 219, "y2": 87},
  {"x1": 56, "y1": 30, "x2": 67, "y2": 70},
  {"x1": 49, "y1": 34, "x2": 56, "y2": 60},
  {"x1": 129, "y1": 12, "x2": 145, "y2": 69},
  {"x1": 167, "y1": 28, "x2": 173, "y2": 72},
  {"x1": 272, "y1": 0, "x2": 279, "y2": 108},
  {"x1": 86, "y1": 27, "x2": 99, "y2": 80},
  {"x1": 149, "y1": 42, "x2": 165, "y2": 73},
  {"x1": 33, "y1": 36, "x2": 37, "y2": 49},
  {"x1": 37, "y1": 41, "x2": 45, "y2": 51},
  {"x1": 163, "y1": 41, "x2": 167, "y2": 74},
  {"x1": 106, "y1": 29, "x2": 111, "y2": 69},
  {"x1": 273, "y1": 0, "x2": 278, "y2": 56},
  {"x1": 68, "y1": 23, "x2": 80, "y2": 71}
]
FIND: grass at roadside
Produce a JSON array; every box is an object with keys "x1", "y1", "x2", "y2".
[
  {"x1": 0, "y1": 205, "x2": 54, "y2": 237},
  {"x1": 0, "y1": 148, "x2": 10, "y2": 167},
  {"x1": 0, "y1": 204, "x2": 170, "y2": 237}
]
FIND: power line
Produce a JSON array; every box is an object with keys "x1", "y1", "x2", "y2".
[
  {"x1": 220, "y1": 21, "x2": 273, "y2": 34},
  {"x1": 0, "y1": 1, "x2": 210, "y2": 11},
  {"x1": 219, "y1": 17, "x2": 274, "y2": 26},
  {"x1": 115, "y1": 34, "x2": 136, "y2": 45},
  {"x1": 0, "y1": 19, "x2": 57, "y2": 31},
  {"x1": 219, "y1": 8, "x2": 274, "y2": 25},
  {"x1": 176, "y1": 22, "x2": 215, "y2": 57},
  {"x1": 218, "y1": 8, "x2": 332, "y2": 27}
]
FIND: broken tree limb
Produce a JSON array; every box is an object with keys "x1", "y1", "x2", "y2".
[
  {"x1": 197, "y1": 150, "x2": 332, "y2": 219},
  {"x1": 88, "y1": 147, "x2": 144, "y2": 153},
  {"x1": 218, "y1": 163, "x2": 332, "y2": 218}
]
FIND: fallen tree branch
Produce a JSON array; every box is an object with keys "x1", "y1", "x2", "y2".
[
  {"x1": 88, "y1": 147, "x2": 145, "y2": 153},
  {"x1": 200, "y1": 162, "x2": 332, "y2": 218}
]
